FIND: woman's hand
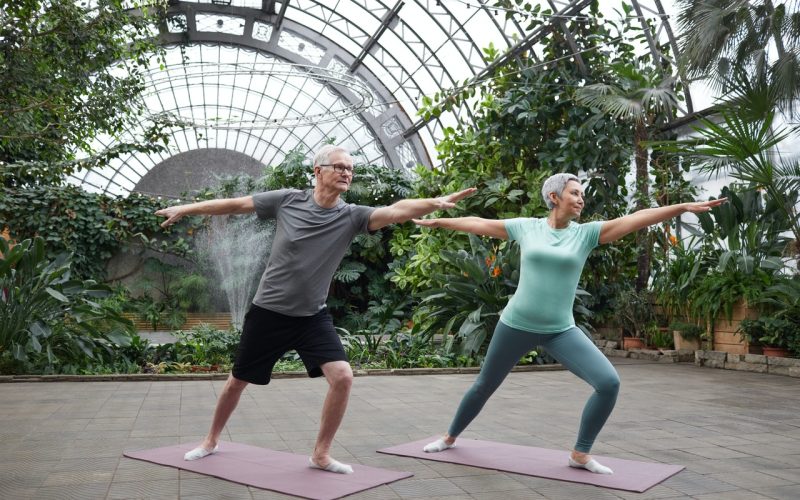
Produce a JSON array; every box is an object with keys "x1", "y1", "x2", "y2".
[
  {"x1": 434, "y1": 188, "x2": 477, "y2": 209},
  {"x1": 683, "y1": 198, "x2": 727, "y2": 213},
  {"x1": 412, "y1": 218, "x2": 441, "y2": 227}
]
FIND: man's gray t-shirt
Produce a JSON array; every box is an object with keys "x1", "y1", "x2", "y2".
[{"x1": 251, "y1": 189, "x2": 375, "y2": 316}]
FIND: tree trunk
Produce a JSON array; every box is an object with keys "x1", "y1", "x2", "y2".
[{"x1": 634, "y1": 121, "x2": 650, "y2": 292}]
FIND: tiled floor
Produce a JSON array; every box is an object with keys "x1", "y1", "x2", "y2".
[{"x1": 2, "y1": 358, "x2": 799, "y2": 499}]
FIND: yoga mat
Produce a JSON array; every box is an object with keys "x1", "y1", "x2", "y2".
[
  {"x1": 124, "y1": 441, "x2": 413, "y2": 500},
  {"x1": 378, "y1": 437, "x2": 683, "y2": 493}
]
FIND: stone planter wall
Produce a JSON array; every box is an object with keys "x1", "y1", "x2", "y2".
[
  {"x1": 596, "y1": 340, "x2": 800, "y2": 378},
  {"x1": 695, "y1": 350, "x2": 800, "y2": 378},
  {"x1": 711, "y1": 301, "x2": 759, "y2": 355},
  {"x1": 594, "y1": 340, "x2": 694, "y2": 363}
]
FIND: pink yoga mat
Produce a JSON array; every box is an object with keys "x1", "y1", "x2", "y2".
[
  {"x1": 378, "y1": 437, "x2": 684, "y2": 493},
  {"x1": 124, "y1": 441, "x2": 412, "y2": 500}
]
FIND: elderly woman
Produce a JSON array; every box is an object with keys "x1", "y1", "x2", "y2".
[{"x1": 415, "y1": 173, "x2": 725, "y2": 474}]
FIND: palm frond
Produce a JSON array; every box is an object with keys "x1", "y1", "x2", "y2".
[
  {"x1": 639, "y1": 87, "x2": 678, "y2": 114},
  {"x1": 770, "y1": 49, "x2": 800, "y2": 117}
]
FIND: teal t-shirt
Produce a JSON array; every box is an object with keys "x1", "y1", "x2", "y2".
[{"x1": 500, "y1": 218, "x2": 604, "y2": 333}]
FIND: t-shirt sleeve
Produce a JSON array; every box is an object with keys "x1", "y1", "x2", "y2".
[
  {"x1": 503, "y1": 218, "x2": 529, "y2": 241},
  {"x1": 580, "y1": 220, "x2": 604, "y2": 251},
  {"x1": 252, "y1": 190, "x2": 289, "y2": 219},
  {"x1": 350, "y1": 204, "x2": 377, "y2": 233}
]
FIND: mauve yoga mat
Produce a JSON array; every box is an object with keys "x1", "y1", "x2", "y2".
[
  {"x1": 378, "y1": 437, "x2": 684, "y2": 493},
  {"x1": 124, "y1": 441, "x2": 413, "y2": 500}
]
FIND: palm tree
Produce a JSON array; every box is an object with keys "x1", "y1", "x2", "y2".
[
  {"x1": 657, "y1": 70, "x2": 800, "y2": 266},
  {"x1": 676, "y1": 0, "x2": 800, "y2": 117},
  {"x1": 575, "y1": 62, "x2": 679, "y2": 291}
]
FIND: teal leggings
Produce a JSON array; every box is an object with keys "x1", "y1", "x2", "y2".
[{"x1": 448, "y1": 321, "x2": 620, "y2": 453}]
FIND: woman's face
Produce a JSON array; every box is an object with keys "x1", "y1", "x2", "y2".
[{"x1": 555, "y1": 180, "x2": 585, "y2": 218}]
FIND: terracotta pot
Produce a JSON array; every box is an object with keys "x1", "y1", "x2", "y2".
[
  {"x1": 622, "y1": 337, "x2": 645, "y2": 350},
  {"x1": 762, "y1": 346, "x2": 790, "y2": 358}
]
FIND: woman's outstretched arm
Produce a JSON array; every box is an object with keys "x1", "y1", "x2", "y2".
[
  {"x1": 599, "y1": 199, "x2": 727, "y2": 245},
  {"x1": 413, "y1": 216, "x2": 508, "y2": 239}
]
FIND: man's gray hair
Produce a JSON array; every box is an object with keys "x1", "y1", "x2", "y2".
[
  {"x1": 541, "y1": 173, "x2": 580, "y2": 209},
  {"x1": 313, "y1": 145, "x2": 351, "y2": 167}
]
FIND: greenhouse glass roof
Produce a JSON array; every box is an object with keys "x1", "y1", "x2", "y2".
[{"x1": 70, "y1": 0, "x2": 689, "y2": 196}]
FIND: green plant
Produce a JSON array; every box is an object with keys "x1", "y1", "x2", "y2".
[
  {"x1": 575, "y1": 61, "x2": 679, "y2": 290},
  {"x1": 652, "y1": 237, "x2": 712, "y2": 321},
  {"x1": 676, "y1": 0, "x2": 800, "y2": 114},
  {"x1": 751, "y1": 276, "x2": 800, "y2": 356},
  {"x1": 654, "y1": 70, "x2": 800, "y2": 266},
  {"x1": 689, "y1": 268, "x2": 772, "y2": 329},
  {"x1": 0, "y1": 185, "x2": 197, "y2": 279},
  {"x1": 0, "y1": 0, "x2": 172, "y2": 188},
  {"x1": 414, "y1": 234, "x2": 519, "y2": 358},
  {"x1": 738, "y1": 317, "x2": 799, "y2": 350},
  {"x1": 174, "y1": 324, "x2": 239, "y2": 366},
  {"x1": 130, "y1": 258, "x2": 211, "y2": 330},
  {"x1": 646, "y1": 325, "x2": 674, "y2": 349},
  {"x1": 612, "y1": 286, "x2": 655, "y2": 338},
  {"x1": 0, "y1": 237, "x2": 134, "y2": 373},
  {"x1": 669, "y1": 321, "x2": 705, "y2": 341}
]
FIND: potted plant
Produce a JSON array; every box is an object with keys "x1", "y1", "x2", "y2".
[
  {"x1": 738, "y1": 317, "x2": 796, "y2": 357},
  {"x1": 613, "y1": 286, "x2": 655, "y2": 350},
  {"x1": 669, "y1": 321, "x2": 704, "y2": 351}
]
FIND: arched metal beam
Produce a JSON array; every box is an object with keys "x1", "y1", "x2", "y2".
[
  {"x1": 404, "y1": 0, "x2": 594, "y2": 139},
  {"x1": 161, "y1": 1, "x2": 429, "y2": 168}
]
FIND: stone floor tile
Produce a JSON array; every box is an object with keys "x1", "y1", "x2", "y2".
[
  {"x1": 707, "y1": 470, "x2": 793, "y2": 489},
  {"x1": 388, "y1": 477, "x2": 466, "y2": 497},
  {"x1": 34, "y1": 482, "x2": 111, "y2": 500},
  {"x1": 448, "y1": 472, "x2": 528, "y2": 493},
  {"x1": 107, "y1": 478, "x2": 180, "y2": 499},
  {"x1": 0, "y1": 358, "x2": 798, "y2": 499}
]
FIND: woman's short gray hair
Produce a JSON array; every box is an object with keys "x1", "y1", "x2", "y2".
[
  {"x1": 313, "y1": 145, "x2": 351, "y2": 167},
  {"x1": 541, "y1": 173, "x2": 580, "y2": 209}
]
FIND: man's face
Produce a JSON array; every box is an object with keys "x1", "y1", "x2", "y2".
[{"x1": 316, "y1": 151, "x2": 354, "y2": 193}]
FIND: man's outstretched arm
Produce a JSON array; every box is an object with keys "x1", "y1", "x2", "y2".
[
  {"x1": 155, "y1": 195, "x2": 255, "y2": 228},
  {"x1": 367, "y1": 188, "x2": 476, "y2": 231}
]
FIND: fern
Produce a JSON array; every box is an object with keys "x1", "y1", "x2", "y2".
[{"x1": 334, "y1": 261, "x2": 366, "y2": 283}]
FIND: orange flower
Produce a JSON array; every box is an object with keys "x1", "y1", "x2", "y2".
[
  {"x1": 668, "y1": 234, "x2": 677, "y2": 246},
  {"x1": 491, "y1": 266, "x2": 501, "y2": 278},
  {"x1": 485, "y1": 254, "x2": 496, "y2": 268}
]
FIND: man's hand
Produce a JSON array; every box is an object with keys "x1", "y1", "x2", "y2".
[{"x1": 155, "y1": 206, "x2": 185, "y2": 228}]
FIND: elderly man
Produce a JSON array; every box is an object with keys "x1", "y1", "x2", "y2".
[{"x1": 155, "y1": 145, "x2": 474, "y2": 474}]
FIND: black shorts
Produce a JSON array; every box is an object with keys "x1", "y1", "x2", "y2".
[{"x1": 232, "y1": 304, "x2": 348, "y2": 385}]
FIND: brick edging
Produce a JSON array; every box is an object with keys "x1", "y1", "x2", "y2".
[{"x1": 0, "y1": 363, "x2": 563, "y2": 383}]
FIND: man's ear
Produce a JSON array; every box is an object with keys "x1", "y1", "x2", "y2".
[{"x1": 548, "y1": 191, "x2": 560, "y2": 206}]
